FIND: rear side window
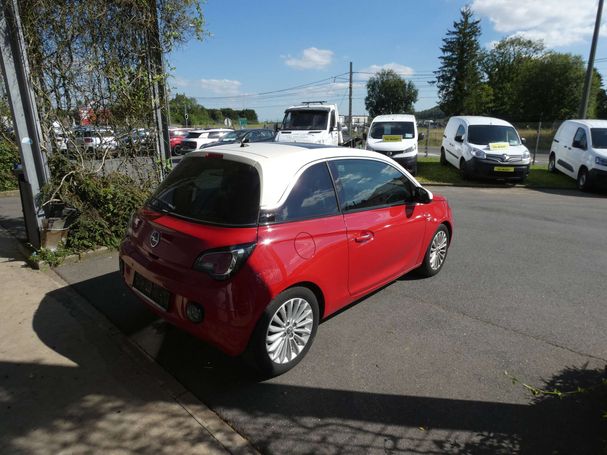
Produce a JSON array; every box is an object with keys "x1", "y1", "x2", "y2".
[
  {"x1": 273, "y1": 162, "x2": 339, "y2": 222},
  {"x1": 329, "y1": 159, "x2": 414, "y2": 212},
  {"x1": 148, "y1": 157, "x2": 260, "y2": 226}
]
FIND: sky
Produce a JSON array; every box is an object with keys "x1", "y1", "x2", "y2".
[{"x1": 168, "y1": 0, "x2": 607, "y2": 122}]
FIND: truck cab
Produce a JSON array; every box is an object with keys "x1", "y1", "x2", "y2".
[{"x1": 276, "y1": 102, "x2": 343, "y2": 146}]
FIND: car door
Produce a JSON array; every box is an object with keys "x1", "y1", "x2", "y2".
[
  {"x1": 569, "y1": 127, "x2": 588, "y2": 177},
  {"x1": 328, "y1": 159, "x2": 428, "y2": 297}
]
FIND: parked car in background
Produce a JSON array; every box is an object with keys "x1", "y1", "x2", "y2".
[
  {"x1": 120, "y1": 143, "x2": 453, "y2": 376},
  {"x1": 548, "y1": 119, "x2": 607, "y2": 191},
  {"x1": 441, "y1": 116, "x2": 530, "y2": 181},
  {"x1": 169, "y1": 128, "x2": 192, "y2": 154},
  {"x1": 200, "y1": 128, "x2": 275, "y2": 148},
  {"x1": 275, "y1": 102, "x2": 343, "y2": 145},
  {"x1": 117, "y1": 128, "x2": 154, "y2": 155},
  {"x1": 175, "y1": 128, "x2": 233, "y2": 154},
  {"x1": 73, "y1": 126, "x2": 118, "y2": 157},
  {"x1": 366, "y1": 114, "x2": 423, "y2": 175}
]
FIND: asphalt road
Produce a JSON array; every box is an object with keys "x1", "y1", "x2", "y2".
[{"x1": 49, "y1": 186, "x2": 607, "y2": 454}]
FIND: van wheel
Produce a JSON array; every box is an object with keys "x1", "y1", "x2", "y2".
[
  {"x1": 417, "y1": 224, "x2": 450, "y2": 278},
  {"x1": 577, "y1": 167, "x2": 592, "y2": 192},
  {"x1": 548, "y1": 153, "x2": 556, "y2": 173},
  {"x1": 440, "y1": 147, "x2": 447, "y2": 165},
  {"x1": 459, "y1": 158, "x2": 469, "y2": 180},
  {"x1": 247, "y1": 286, "x2": 319, "y2": 378}
]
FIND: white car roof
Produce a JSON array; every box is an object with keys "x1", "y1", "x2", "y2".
[
  {"x1": 451, "y1": 116, "x2": 514, "y2": 127},
  {"x1": 562, "y1": 119, "x2": 607, "y2": 128},
  {"x1": 371, "y1": 114, "x2": 416, "y2": 123},
  {"x1": 187, "y1": 142, "x2": 421, "y2": 209}
]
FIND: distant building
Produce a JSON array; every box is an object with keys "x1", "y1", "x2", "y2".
[{"x1": 339, "y1": 114, "x2": 368, "y2": 126}]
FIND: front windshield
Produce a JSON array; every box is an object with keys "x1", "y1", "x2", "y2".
[
  {"x1": 282, "y1": 110, "x2": 329, "y2": 130},
  {"x1": 467, "y1": 125, "x2": 520, "y2": 146},
  {"x1": 369, "y1": 122, "x2": 415, "y2": 140},
  {"x1": 591, "y1": 128, "x2": 607, "y2": 148}
]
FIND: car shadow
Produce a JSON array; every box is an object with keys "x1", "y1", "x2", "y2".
[{"x1": 11, "y1": 268, "x2": 603, "y2": 454}]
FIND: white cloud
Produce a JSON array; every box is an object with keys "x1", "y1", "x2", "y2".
[
  {"x1": 359, "y1": 63, "x2": 415, "y2": 79},
  {"x1": 198, "y1": 79, "x2": 241, "y2": 95},
  {"x1": 472, "y1": 0, "x2": 601, "y2": 48},
  {"x1": 171, "y1": 76, "x2": 190, "y2": 88},
  {"x1": 284, "y1": 47, "x2": 334, "y2": 70}
]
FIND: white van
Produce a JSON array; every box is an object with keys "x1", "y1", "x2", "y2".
[
  {"x1": 548, "y1": 119, "x2": 607, "y2": 191},
  {"x1": 275, "y1": 102, "x2": 343, "y2": 146},
  {"x1": 365, "y1": 114, "x2": 422, "y2": 175},
  {"x1": 441, "y1": 116, "x2": 530, "y2": 181}
]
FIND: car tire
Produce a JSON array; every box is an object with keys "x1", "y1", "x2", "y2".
[
  {"x1": 577, "y1": 167, "x2": 592, "y2": 192},
  {"x1": 459, "y1": 158, "x2": 469, "y2": 180},
  {"x1": 548, "y1": 153, "x2": 557, "y2": 173},
  {"x1": 247, "y1": 286, "x2": 319, "y2": 377},
  {"x1": 440, "y1": 147, "x2": 447, "y2": 166},
  {"x1": 417, "y1": 224, "x2": 450, "y2": 278}
]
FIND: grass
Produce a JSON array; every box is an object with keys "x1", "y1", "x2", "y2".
[{"x1": 416, "y1": 156, "x2": 577, "y2": 189}]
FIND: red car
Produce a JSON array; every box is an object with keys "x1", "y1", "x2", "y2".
[
  {"x1": 120, "y1": 143, "x2": 453, "y2": 376},
  {"x1": 169, "y1": 128, "x2": 191, "y2": 154}
]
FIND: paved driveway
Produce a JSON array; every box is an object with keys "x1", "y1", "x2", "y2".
[{"x1": 52, "y1": 186, "x2": 607, "y2": 454}]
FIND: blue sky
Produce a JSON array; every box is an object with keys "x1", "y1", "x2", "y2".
[{"x1": 168, "y1": 0, "x2": 607, "y2": 121}]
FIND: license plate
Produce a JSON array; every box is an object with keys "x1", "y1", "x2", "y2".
[
  {"x1": 133, "y1": 272, "x2": 171, "y2": 310},
  {"x1": 382, "y1": 135, "x2": 402, "y2": 142},
  {"x1": 494, "y1": 166, "x2": 515, "y2": 172}
]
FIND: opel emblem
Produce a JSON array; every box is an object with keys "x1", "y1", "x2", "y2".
[{"x1": 150, "y1": 231, "x2": 160, "y2": 248}]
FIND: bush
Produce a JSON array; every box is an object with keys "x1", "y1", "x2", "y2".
[
  {"x1": 42, "y1": 154, "x2": 153, "y2": 252},
  {"x1": 0, "y1": 140, "x2": 19, "y2": 191}
]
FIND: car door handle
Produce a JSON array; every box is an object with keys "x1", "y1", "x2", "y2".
[{"x1": 354, "y1": 232, "x2": 374, "y2": 243}]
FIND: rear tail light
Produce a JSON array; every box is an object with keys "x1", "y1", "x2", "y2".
[{"x1": 193, "y1": 242, "x2": 256, "y2": 280}]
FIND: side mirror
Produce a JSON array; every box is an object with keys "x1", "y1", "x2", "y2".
[
  {"x1": 414, "y1": 187, "x2": 432, "y2": 204},
  {"x1": 454, "y1": 134, "x2": 464, "y2": 143},
  {"x1": 418, "y1": 132, "x2": 425, "y2": 141},
  {"x1": 521, "y1": 137, "x2": 527, "y2": 144}
]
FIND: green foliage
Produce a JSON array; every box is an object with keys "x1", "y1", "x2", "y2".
[
  {"x1": 365, "y1": 69, "x2": 418, "y2": 118},
  {"x1": 435, "y1": 6, "x2": 488, "y2": 116},
  {"x1": 483, "y1": 37, "x2": 546, "y2": 120},
  {"x1": 0, "y1": 140, "x2": 19, "y2": 191},
  {"x1": 517, "y1": 53, "x2": 586, "y2": 120},
  {"x1": 169, "y1": 93, "x2": 258, "y2": 127},
  {"x1": 415, "y1": 105, "x2": 445, "y2": 120}
]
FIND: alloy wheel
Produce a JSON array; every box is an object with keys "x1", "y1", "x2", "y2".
[
  {"x1": 429, "y1": 230, "x2": 448, "y2": 271},
  {"x1": 265, "y1": 297, "x2": 314, "y2": 364}
]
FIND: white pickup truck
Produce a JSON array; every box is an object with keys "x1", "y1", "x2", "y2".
[{"x1": 275, "y1": 102, "x2": 343, "y2": 146}]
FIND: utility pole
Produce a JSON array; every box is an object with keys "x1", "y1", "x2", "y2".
[
  {"x1": 0, "y1": 0, "x2": 49, "y2": 249},
  {"x1": 147, "y1": 0, "x2": 171, "y2": 177},
  {"x1": 579, "y1": 0, "x2": 604, "y2": 119},
  {"x1": 348, "y1": 61, "x2": 353, "y2": 147}
]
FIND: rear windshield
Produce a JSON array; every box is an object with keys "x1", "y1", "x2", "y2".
[
  {"x1": 370, "y1": 122, "x2": 415, "y2": 139},
  {"x1": 282, "y1": 110, "x2": 329, "y2": 130},
  {"x1": 148, "y1": 156, "x2": 260, "y2": 226},
  {"x1": 467, "y1": 125, "x2": 520, "y2": 146},
  {"x1": 591, "y1": 128, "x2": 607, "y2": 148}
]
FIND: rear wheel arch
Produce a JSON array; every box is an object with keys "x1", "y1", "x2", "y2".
[{"x1": 288, "y1": 281, "x2": 326, "y2": 319}]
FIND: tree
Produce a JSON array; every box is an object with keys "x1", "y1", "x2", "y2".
[
  {"x1": 483, "y1": 37, "x2": 545, "y2": 120},
  {"x1": 517, "y1": 53, "x2": 588, "y2": 120},
  {"x1": 435, "y1": 6, "x2": 489, "y2": 116},
  {"x1": 595, "y1": 73, "x2": 607, "y2": 119},
  {"x1": 365, "y1": 69, "x2": 418, "y2": 118}
]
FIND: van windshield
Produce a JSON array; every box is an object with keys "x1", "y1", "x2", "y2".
[
  {"x1": 370, "y1": 122, "x2": 415, "y2": 139},
  {"x1": 148, "y1": 156, "x2": 260, "y2": 226},
  {"x1": 467, "y1": 125, "x2": 520, "y2": 146},
  {"x1": 282, "y1": 110, "x2": 329, "y2": 130},
  {"x1": 590, "y1": 128, "x2": 607, "y2": 148}
]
